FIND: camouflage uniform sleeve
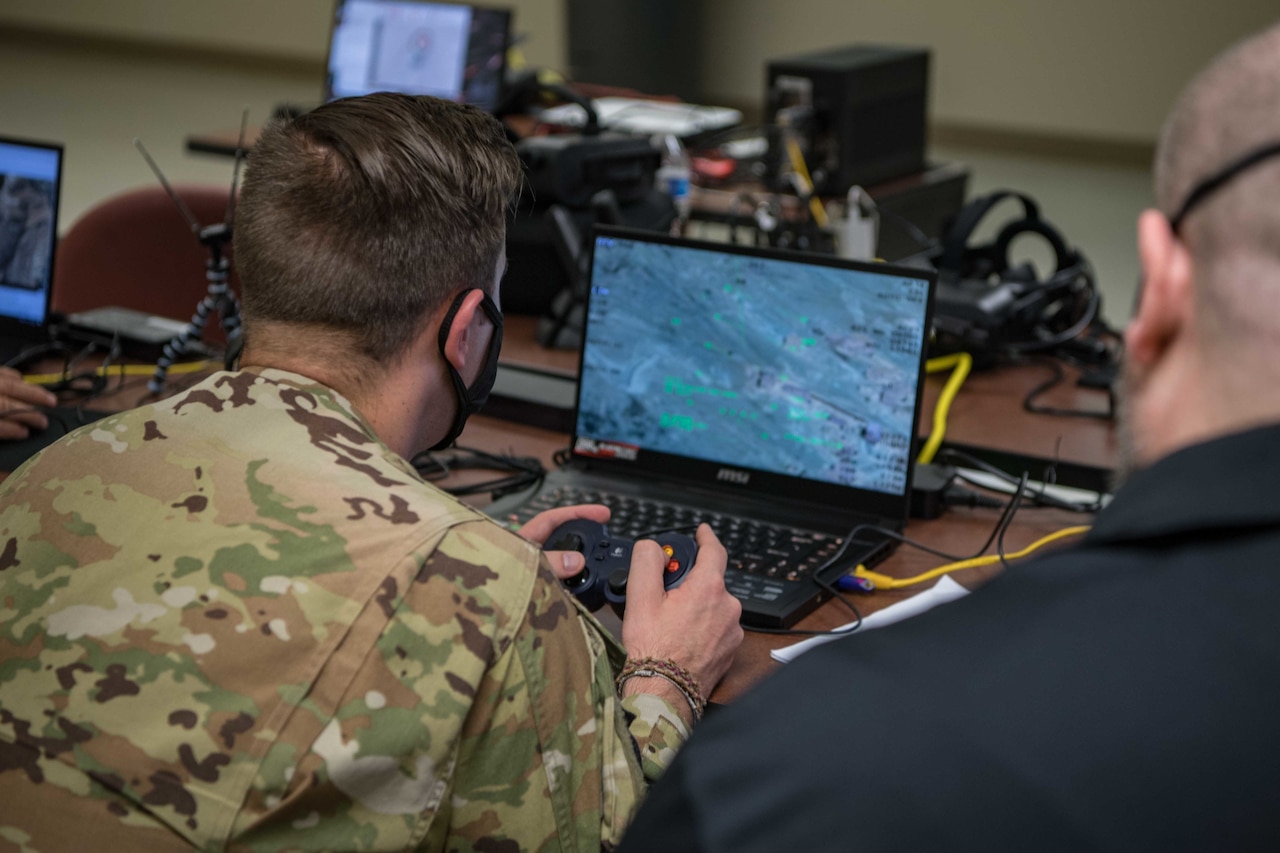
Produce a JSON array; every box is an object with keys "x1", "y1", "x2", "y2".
[
  {"x1": 225, "y1": 517, "x2": 672, "y2": 852},
  {"x1": 592, "y1": 607, "x2": 692, "y2": 783},
  {"x1": 437, "y1": 538, "x2": 691, "y2": 849},
  {"x1": 618, "y1": 692, "x2": 691, "y2": 782}
]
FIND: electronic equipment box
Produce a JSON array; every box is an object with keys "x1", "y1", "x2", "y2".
[{"x1": 766, "y1": 44, "x2": 930, "y2": 194}]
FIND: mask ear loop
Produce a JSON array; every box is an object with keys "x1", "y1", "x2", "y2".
[
  {"x1": 436, "y1": 290, "x2": 472, "y2": 353},
  {"x1": 1168, "y1": 141, "x2": 1280, "y2": 234},
  {"x1": 436, "y1": 290, "x2": 503, "y2": 358},
  {"x1": 429, "y1": 289, "x2": 504, "y2": 452}
]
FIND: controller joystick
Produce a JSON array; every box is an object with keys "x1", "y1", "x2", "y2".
[{"x1": 545, "y1": 519, "x2": 697, "y2": 615}]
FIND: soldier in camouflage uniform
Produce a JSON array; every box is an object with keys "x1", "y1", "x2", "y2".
[{"x1": 0, "y1": 93, "x2": 744, "y2": 851}]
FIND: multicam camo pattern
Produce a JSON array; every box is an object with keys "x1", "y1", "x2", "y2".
[{"x1": 0, "y1": 368, "x2": 687, "y2": 852}]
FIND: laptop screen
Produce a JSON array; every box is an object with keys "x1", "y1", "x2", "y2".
[
  {"x1": 574, "y1": 228, "x2": 935, "y2": 511},
  {"x1": 0, "y1": 137, "x2": 62, "y2": 329},
  {"x1": 325, "y1": 0, "x2": 512, "y2": 111}
]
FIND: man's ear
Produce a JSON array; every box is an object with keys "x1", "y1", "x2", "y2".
[
  {"x1": 1126, "y1": 209, "x2": 1195, "y2": 368},
  {"x1": 440, "y1": 289, "x2": 488, "y2": 373}
]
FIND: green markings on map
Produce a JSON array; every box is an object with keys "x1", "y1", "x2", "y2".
[
  {"x1": 785, "y1": 335, "x2": 818, "y2": 353},
  {"x1": 787, "y1": 408, "x2": 830, "y2": 422},
  {"x1": 664, "y1": 376, "x2": 739, "y2": 400},
  {"x1": 783, "y1": 432, "x2": 844, "y2": 450},
  {"x1": 660, "y1": 412, "x2": 707, "y2": 432},
  {"x1": 662, "y1": 376, "x2": 748, "y2": 432}
]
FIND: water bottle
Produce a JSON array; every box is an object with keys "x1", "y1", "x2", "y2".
[{"x1": 656, "y1": 134, "x2": 692, "y2": 234}]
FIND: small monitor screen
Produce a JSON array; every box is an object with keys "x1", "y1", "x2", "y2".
[
  {"x1": 0, "y1": 138, "x2": 62, "y2": 327},
  {"x1": 325, "y1": 0, "x2": 511, "y2": 111}
]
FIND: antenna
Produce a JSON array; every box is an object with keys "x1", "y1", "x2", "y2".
[
  {"x1": 133, "y1": 138, "x2": 202, "y2": 234},
  {"x1": 224, "y1": 105, "x2": 249, "y2": 227},
  {"x1": 133, "y1": 115, "x2": 249, "y2": 395}
]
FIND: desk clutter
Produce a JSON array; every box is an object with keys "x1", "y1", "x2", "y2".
[
  {"x1": 4, "y1": 3, "x2": 1115, "y2": 496},
  {"x1": 0, "y1": 129, "x2": 243, "y2": 400}
]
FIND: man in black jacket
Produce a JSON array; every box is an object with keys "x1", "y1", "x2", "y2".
[{"x1": 620, "y1": 20, "x2": 1280, "y2": 853}]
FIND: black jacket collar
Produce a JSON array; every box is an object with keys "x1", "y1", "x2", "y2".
[{"x1": 1088, "y1": 422, "x2": 1280, "y2": 545}]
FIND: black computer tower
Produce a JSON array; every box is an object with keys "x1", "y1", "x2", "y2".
[
  {"x1": 766, "y1": 44, "x2": 930, "y2": 194},
  {"x1": 567, "y1": 0, "x2": 706, "y2": 102}
]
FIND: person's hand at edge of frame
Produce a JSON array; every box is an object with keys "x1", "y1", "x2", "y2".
[{"x1": 0, "y1": 366, "x2": 57, "y2": 440}]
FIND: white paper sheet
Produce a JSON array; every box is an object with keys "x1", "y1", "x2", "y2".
[
  {"x1": 770, "y1": 575, "x2": 970, "y2": 663},
  {"x1": 538, "y1": 97, "x2": 743, "y2": 137}
]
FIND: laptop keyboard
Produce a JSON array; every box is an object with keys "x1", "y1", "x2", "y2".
[{"x1": 497, "y1": 485, "x2": 844, "y2": 584}]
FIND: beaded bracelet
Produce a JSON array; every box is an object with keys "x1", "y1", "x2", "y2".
[{"x1": 616, "y1": 656, "x2": 706, "y2": 723}]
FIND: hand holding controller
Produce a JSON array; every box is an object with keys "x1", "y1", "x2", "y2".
[{"x1": 546, "y1": 519, "x2": 697, "y2": 615}]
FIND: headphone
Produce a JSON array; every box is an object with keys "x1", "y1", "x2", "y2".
[
  {"x1": 932, "y1": 190, "x2": 1104, "y2": 359},
  {"x1": 938, "y1": 190, "x2": 1078, "y2": 283}
]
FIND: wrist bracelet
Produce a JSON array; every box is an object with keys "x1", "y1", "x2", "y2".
[{"x1": 616, "y1": 657, "x2": 706, "y2": 723}]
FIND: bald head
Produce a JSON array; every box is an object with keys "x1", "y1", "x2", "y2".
[
  {"x1": 1155, "y1": 22, "x2": 1280, "y2": 262},
  {"x1": 1150, "y1": 22, "x2": 1280, "y2": 360},
  {"x1": 1119, "y1": 21, "x2": 1280, "y2": 473}
]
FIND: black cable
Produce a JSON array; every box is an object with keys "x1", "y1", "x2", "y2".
[
  {"x1": 942, "y1": 483, "x2": 1008, "y2": 509},
  {"x1": 938, "y1": 447, "x2": 1105, "y2": 513},
  {"x1": 411, "y1": 445, "x2": 546, "y2": 499},
  {"x1": 744, "y1": 576, "x2": 863, "y2": 637},
  {"x1": 996, "y1": 472, "x2": 1031, "y2": 571},
  {"x1": 1018, "y1": 356, "x2": 1115, "y2": 421},
  {"x1": 414, "y1": 453, "x2": 450, "y2": 482},
  {"x1": 4, "y1": 340, "x2": 71, "y2": 371},
  {"x1": 743, "y1": 481, "x2": 1031, "y2": 636},
  {"x1": 1, "y1": 336, "x2": 128, "y2": 441}
]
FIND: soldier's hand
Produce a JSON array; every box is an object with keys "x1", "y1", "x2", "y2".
[
  {"x1": 0, "y1": 367, "x2": 56, "y2": 440},
  {"x1": 621, "y1": 524, "x2": 743, "y2": 703},
  {"x1": 521, "y1": 503, "x2": 611, "y2": 580}
]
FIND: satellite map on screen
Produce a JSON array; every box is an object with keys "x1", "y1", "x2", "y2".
[{"x1": 577, "y1": 236, "x2": 930, "y2": 495}]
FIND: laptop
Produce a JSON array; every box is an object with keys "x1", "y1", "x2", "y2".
[
  {"x1": 487, "y1": 226, "x2": 937, "y2": 627},
  {"x1": 0, "y1": 136, "x2": 62, "y2": 367},
  {"x1": 324, "y1": 0, "x2": 513, "y2": 112}
]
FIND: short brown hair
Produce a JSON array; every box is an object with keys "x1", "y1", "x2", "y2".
[{"x1": 234, "y1": 93, "x2": 522, "y2": 361}]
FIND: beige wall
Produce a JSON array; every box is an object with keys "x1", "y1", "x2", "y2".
[
  {"x1": 0, "y1": 0, "x2": 566, "y2": 68},
  {"x1": 5, "y1": 1, "x2": 1274, "y2": 144},
  {"x1": 700, "y1": 0, "x2": 1278, "y2": 143},
  {"x1": 0, "y1": 0, "x2": 1274, "y2": 325},
  {"x1": 0, "y1": 0, "x2": 567, "y2": 230},
  {"x1": 5, "y1": 0, "x2": 1277, "y2": 154}
]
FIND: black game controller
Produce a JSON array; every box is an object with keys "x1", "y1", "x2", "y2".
[{"x1": 545, "y1": 519, "x2": 697, "y2": 615}]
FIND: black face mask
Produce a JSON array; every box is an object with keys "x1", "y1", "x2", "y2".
[{"x1": 430, "y1": 289, "x2": 504, "y2": 451}]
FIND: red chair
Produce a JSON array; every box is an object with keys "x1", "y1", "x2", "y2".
[{"x1": 52, "y1": 184, "x2": 240, "y2": 344}]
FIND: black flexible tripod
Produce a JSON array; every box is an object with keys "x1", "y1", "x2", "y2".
[{"x1": 134, "y1": 109, "x2": 247, "y2": 394}]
